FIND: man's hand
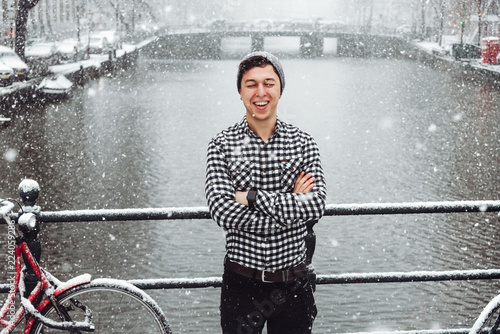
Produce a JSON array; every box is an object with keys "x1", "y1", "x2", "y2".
[
  {"x1": 234, "y1": 171, "x2": 315, "y2": 205},
  {"x1": 235, "y1": 191, "x2": 249, "y2": 206},
  {"x1": 293, "y1": 171, "x2": 315, "y2": 194}
]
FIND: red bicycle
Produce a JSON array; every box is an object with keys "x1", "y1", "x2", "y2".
[{"x1": 0, "y1": 179, "x2": 172, "y2": 333}]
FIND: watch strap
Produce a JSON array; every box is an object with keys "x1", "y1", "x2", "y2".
[{"x1": 247, "y1": 189, "x2": 257, "y2": 208}]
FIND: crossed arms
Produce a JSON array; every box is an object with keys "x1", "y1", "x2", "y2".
[{"x1": 205, "y1": 136, "x2": 326, "y2": 235}]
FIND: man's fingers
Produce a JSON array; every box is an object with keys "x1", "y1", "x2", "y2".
[
  {"x1": 300, "y1": 176, "x2": 315, "y2": 191},
  {"x1": 293, "y1": 172, "x2": 315, "y2": 193},
  {"x1": 294, "y1": 171, "x2": 305, "y2": 186}
]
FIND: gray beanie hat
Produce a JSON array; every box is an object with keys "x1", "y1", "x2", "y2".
[{"x1": 238, "y1": 51, "x2": 285, "y2": 95}]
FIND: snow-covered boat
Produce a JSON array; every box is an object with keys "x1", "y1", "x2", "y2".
[{"x1": 37, "y1": 74, "x2": 73, "y2": 98}]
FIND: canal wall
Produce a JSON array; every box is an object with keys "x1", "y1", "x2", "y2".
[{"x1": 409, "y1": 40, "x2": 500, "y2": 85}]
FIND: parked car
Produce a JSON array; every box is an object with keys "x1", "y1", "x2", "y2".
[
  {"x1": 253, "y1": 19, "x2": 274, "y2": 30},
  {"x1": 286, "y1": 19, "x2": 315, "y2": 32},
  {"x1": 87, "y1": 34, "x2": 111, "y2": 54},
  {"x1": 315, "y1": 18, "x2": 346, "y2": 31},
  {"x1": 92, "y1": 30, "x2": 122, "y2": 50},
  {"x1": 0, "y1": 45, "x2": 29, "y2": 81},
  {"x1": 207, "y1": 19, "x2": 227, "y2": 31},
  {"x1": 25, "y1": 42, "x2": 60, "y2": 63},
  {"x1": 396, "y1": 24, "x2": 412, "y2": 35},
  {"x1": 0, "y1": 62, "x2": 14, "y2": 87},
  {"x1": 56, "y1": 38, "x2": 88, "y2": 63},
  {"x1": 25, "y1": 41, "x2": 61, "y2": 77}
]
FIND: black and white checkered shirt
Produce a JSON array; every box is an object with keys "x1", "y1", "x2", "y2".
[{"x1": 205, "y1": 117, "x2": 326, "y2": 271}]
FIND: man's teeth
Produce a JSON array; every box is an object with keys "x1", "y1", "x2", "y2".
[{"x1": 255, "y1": 102, "x2": 268, "y2": 106}]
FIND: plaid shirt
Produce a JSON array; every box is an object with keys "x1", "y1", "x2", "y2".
[{"x1": 205, "y1": 117, "x2": 326, "y2": 271}]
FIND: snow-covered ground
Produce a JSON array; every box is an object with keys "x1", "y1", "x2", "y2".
[
  {"x1": 0, "y1": 37, "x2": 156, "y2": 106},
  {"x1": 49, "y1": 42, "x2": 139, "y2": 76},
  {"x1": 415, "y1": 35, "x2": 461, "y2": 56},
  {"x1": 414, "y1": 34, "x2": 500, "y2": 76}
]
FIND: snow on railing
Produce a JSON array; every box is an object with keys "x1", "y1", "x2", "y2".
[
  {"x1": 10, "y1": 199, "x2": 498, "y2": 223},
  {"x1": 0, "y1": 199, "x2": 499, "y2": 293},
  {"x1": 124, "y1": 268, "x2": 500, "y2": 290},
  {"x1": 3, "y1": 267, "x2": 500, "y2": 293}
]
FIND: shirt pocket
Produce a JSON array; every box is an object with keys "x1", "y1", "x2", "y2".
[
  {"x1": 280, "y1": 158, "x2": 303, "y2": 192},
  {"x1": 228, "y1": 160, "x2": 253, "y2": 191}
]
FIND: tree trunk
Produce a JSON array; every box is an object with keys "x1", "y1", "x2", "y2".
[
  {"x1": 439, "y1": 0, "x2": 445, "y2": 46},
  {"x1": 421, "y1": 0, "x2": 426, "y2": 39},
  {"x1": 15, "y1": 0, "x2": 40, "y2": 59},
  {"x1": 477, "y1": 0, "x2": 483, "y2": 45}
]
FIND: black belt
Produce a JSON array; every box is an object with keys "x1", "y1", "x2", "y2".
[{"x1": 225, "y1": 258, "x2": 308, "y2": 283}]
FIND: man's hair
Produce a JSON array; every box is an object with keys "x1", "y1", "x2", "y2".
[{"x1": 237, "y1": 52, "x2": 285, "y2": 95}]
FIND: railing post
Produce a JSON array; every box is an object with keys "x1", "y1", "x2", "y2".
[{"x1": 18, "y1": 179, "x2": 42, "y2": 298}]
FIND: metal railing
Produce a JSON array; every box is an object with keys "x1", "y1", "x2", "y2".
[
  {"x1": 20, "y1": 199, "x2": 500, "y2": 223},
  {"x1": 1, "y1": 198, "x2": 499, "y2": 293},
  {"x1": 1, "y1": 180, "x2": 499, "y2": 334},
  {"x1": 42, "y1": 200, "x2": 500, "y2": 291}
]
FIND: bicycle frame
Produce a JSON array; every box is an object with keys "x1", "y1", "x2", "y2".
[
  {"x1": 1, "y1": 179, "x2": 171, "y2": 334},
  {"x1": 0, "y1": 214, "x2": 92, "y2": 334}
]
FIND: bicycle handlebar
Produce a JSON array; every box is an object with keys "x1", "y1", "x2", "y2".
[{"x1": 0, "y1": 199, "x2": 14, "y2": 216}]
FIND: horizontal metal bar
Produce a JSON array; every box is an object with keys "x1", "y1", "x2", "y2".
[
  {"x1": 344, "y1": 329, "x2": 470, "y2": 334},
  {"x1": 3, "y1": 269, "x2": 497, "y2": 293},
  {"x1": 127, "y1": 268, "x2": 500, "y2": 290},
  {"x1": 325, "y1": 200, "x2": 500, "y2": 215},
  {"x1": 316, "y1": 268, "x2": 500, "y2": 284},
  {"x1": 39, "y1": 206, "x2": 211, "y2": 223},
  {"x1": 1, "y1": 200, "x2": 497, "y2": 224}
]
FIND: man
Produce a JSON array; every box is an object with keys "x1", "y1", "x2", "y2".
[{"x1": 205, "y1": 51, "x2": 326, "y2": 334}]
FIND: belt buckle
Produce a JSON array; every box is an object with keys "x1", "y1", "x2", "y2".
[{"x1": 261, "y1": 269, "x2": 274, "y2": 283}]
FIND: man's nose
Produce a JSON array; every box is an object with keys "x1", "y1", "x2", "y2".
[{"x1": 256, "y1": 83, "x2": 266, "y2": 96}]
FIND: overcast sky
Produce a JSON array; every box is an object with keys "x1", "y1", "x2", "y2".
[
  {"x1": 222, "y1": 0, "x2": 345, "y2": 22},
  {"x1": 159, "y1": 0, "x2": 411, "y2": 28}
]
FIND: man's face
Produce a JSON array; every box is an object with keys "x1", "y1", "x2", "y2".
[{"x1": 239, "y1": 64, "x2": 281, "y2": 122}]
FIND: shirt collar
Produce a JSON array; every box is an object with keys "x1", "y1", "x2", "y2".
[{"x1": 238, "y1": 117, "x2": 283, "y2": 138}]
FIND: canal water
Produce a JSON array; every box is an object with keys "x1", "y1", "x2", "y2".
[{"x1": 0, "y1": 52, "x2": 499, "y2": 333}]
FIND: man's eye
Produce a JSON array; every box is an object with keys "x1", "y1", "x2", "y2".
[{"x1": 265, "y1": 83, "x2": 274, "y2": 87}]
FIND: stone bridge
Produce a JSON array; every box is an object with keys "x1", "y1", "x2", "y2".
[{"x1": 142, "y1": 28, "x2": 412, "y2": 59}]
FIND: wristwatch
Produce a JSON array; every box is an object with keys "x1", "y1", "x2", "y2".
[{"x1": 246, "y1": 189, "x2": 257, "y2": 209}]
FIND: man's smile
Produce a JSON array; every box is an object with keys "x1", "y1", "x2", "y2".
[{"x1": 254, "y1": 101, "x2": 269, "y2": 108}]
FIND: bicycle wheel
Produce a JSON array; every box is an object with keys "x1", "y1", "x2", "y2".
[
  {"x1": 30, "y1": 278, "x2": 171, "y2": 334},
  {"x1": 471, "y1": 295, "x2": 500, "y2": 334}
]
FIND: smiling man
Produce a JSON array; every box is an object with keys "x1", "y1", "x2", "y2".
[{"x1": 205, "y1": 51, "x2": 326, "y2": 334}]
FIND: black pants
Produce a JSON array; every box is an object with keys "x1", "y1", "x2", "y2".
[{"x1": 220, "y1": 268, "x2": 317, "y2": 334}]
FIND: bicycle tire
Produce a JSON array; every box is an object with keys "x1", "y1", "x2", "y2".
[
  {"x1": 470, "y1": 295, "x2": 500, "y2": 334},
  {"x1": 29, "y1": 278, "x2": 172, "y2": 334}
]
